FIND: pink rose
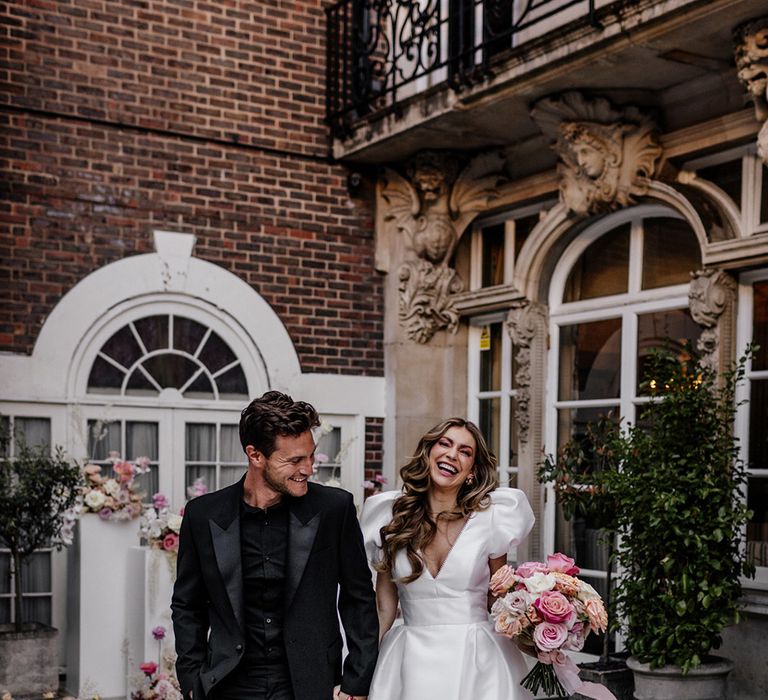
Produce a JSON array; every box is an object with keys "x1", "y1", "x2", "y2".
[
  {"x1": 563, "y1": 621, "x2": 586, "y2": 651},
  {"x1": 533, "y1": 590, "x2": 575, "y2": 624},
  {"x1": 163, "y1": 533, "x2": 179, "y2": 552},
  {"x1": 546, "y1": 552, "x2": 580, "y2": 575},
  {"x1": 532, "y1": 621, "x2": 569, "y2": 651},
  {"x1": 489, "y1": 565, "x2": 516, "y2": 596},
  {"x1": 151, "y1": 625, "x2": 166, "y2": 640},
  {"x1": 515, "y1": 561, "x2": 549, "y2": 578},
  {"x1": 139, "y1": 661, "x2": 158, "y2": 676}
]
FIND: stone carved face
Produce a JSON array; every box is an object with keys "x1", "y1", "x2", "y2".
[{"x1": 407, "y1": 152, "x2": 456, "y2": 203}]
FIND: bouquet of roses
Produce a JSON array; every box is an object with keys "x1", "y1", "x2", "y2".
[
  {"x1": 81, "y1": 453, "x2": 149, "y2": 520},
  {"x1": 489, "y1": 553, "x2": 614, "y2": 699}
]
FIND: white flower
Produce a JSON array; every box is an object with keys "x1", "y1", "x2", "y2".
[
  {"x1": 522, "y1": 571, "x2": 556, "y2": 594},
  {"x1": 84, "y1": 489, "x2": 107, "y2": 510},
  {"x1": 167, "y1": 513, "x2": 183, "y2": 534},
  {"x1": 577, "y1": 581, "x2": 601, "y2": 601},
  {"x1": 103, "y1": 478, "x2": 120, "y2": 497}
]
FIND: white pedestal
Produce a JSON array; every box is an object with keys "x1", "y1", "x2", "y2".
[
  {"x1": 66, "y1": 515, "x2": 139, "y2": 700},
  {"x1": 125, "y1": 546, "x2": 177, "y2": 693}
]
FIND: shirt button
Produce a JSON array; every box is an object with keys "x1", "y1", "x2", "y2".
[
  {"x1": 266, "y1": 617, "x2": 272, "y2": 624},
  {"x1": 235, "y1": 643, "x2": 243, "y2": 652},
  {"x1": 265, "y1": 555, "x2": 271, "y2": 562}
]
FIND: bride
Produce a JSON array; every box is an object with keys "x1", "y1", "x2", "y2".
[{"x1": 360, "y1": 417, "x2": 535, "y2": 699}]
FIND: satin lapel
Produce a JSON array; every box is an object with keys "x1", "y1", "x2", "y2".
[
  {"x1": 210, "y1": 516, "x2": 244, "y2": 632},
  {"x1": 285, "y1": 500, "x2": 320, "y2": 610}
]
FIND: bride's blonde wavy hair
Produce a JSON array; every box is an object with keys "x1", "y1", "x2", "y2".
[{"x1": 375, "y1": 417, "x2": 498, "y2": 583}]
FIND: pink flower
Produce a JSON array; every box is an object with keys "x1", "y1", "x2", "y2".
[
  {"x1": 163, "y1": 533, "x2": 179, "y2": 552},
  {"x1": 153, "y1": 493, "x2": 170, "y2": 510},
  {"x1": 515, "y1": 561, "x2": 549, "y2": 578},
  {"x1": 584, "y1": 598, "x2": 608, "y2": 633},
  {"x1": 546, "y1": 552, "x2": 580, "y2": 576},
  {"x1": 532, "y1": 621, "x2": 569, "y2": 651},
  {"x1": 537, "y1": 649, "x2": 568, "y2": 665},
  {"x1": 374, "y1": 474, "x2": 388, "y2": 484},
  {"x1": 489, "y1": 565, "x2": 516, "y2": 596},
  {"x1": 533, "y1": 590, "x2": 575, "y2": 624},
  {"x1": 98, "y1": 507, "x2": 112, "y2": 521},
  {"x1": 139, "y1": 661, "x2": 158, "y2": 676},
  {"x1": 151, "y1": 625, "x2": 166, "y2": 640},
  {"x1": 563, "y1": 621, "x2": 586, "y2": 651}
]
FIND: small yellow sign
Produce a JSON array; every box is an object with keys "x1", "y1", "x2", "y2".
[{"x1": 479, "y1": 326, "x2": 491, "y2": 351}]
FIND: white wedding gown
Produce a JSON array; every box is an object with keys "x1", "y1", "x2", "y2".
[{"x1": 360, "y1": 488, "x2": 536, "y2": 700}]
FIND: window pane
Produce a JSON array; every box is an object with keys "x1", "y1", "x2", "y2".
[
  {"x1": 563, "y1": 224, "x2": 629, "y2": 302},
  {"x1": 199, "y1": 333, "x2": 237, "y2": 374},
  {"x1": 314, "y1": 426, "x2": 341, "y2": 484},
  {"x1": 479, "y1": 397, "x2": 501, "y2": 458},
  {"x1": 637, "y1": 308, "x2": 701, "y2": 393},
  {"x1": 173, "y1": 316, "x2": 207, "y2": 354},
  {"x1": 87, "y1": 356, "x2": 125, "y2": 393},
  {"x1": 184, "y1": 372, "x2": 216, "y2": 399},
  {"x1": 750, "y1": 379, "x2": 768, "y2": 469},
  {"x1": 747, "y1": 477, "x2": 768, "y2": 568},
  {"x1": 21, "y1": 552, "x2": 51, "y2": 592},
  {"x1": 215, "y1": 365, "x2": 248, "y2": 399},
  {"x1": 642, "y1": 218, "x2": 701, "y2": 290},
  {"x1": 133, "y1": 315, "x2": 168, "y2": 352},
  {"x1": 220, "y1": 425, "x2": 241, "y2": 463},
  {"x1": 480, "y1": 323, "x2": 502, "y2": 392},
  {"x1": 21, "y1": 596, "x2": 51, "y2": 625},
  {"x1": 127, "y1": 422, "x2": 158, "y2": 497},
  {"x1": 558, "y1": 319, "x2": 621, "y2": 401},
  {"x1": 186, "y1": 465, "x2": 216, "y2": 497},
  {"x1": 220, "y1": 466, "x2": 242, "y2": 489},
  {"x1": 507, "y1": 397, "x2": 518, "y2": 469},
  {"x1": 514, "y1": 213, "x2": 539, "y2": 261},
  {"x1": 0, "y1": 416, "x2": 8, "y2": 457},
  {"x1": 142, "y1": 354, "x2": 199, "y2": 389},
  {"x1": 186, "y1": 424, "x2": 216, "y2": 462},
  {"x1": 0, "y1": 554, "x2": 9, "y2": 594},
  {"x1": 100, "y1": 325, "x2": 143, "y2": 368},
  {"x1": 753, "y1": 282, "x2": 768, "y2": 371},
  {"x1": 696, "y1": 159, "x2": 741, "y2": 207},
  {"x1": 481, "y1": 223, "x2": 505, "y2": 287},
  {"x1": 88, "y1": 421, "x2": 120, "y2": 461},
  {"x1": 14, "y1": 418, "x2": 51, "y2": 451},
  {"x1": 0, "y1": 599, "x2": 9, "y2": 624},
  {"x1": 126, "y1": 368, "x2": 159, "y2": 396},
  {"x1": 556, "y1": 406, "x2": 619, "y2": 457}
]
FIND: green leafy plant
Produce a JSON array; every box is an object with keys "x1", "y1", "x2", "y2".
[
  {"x1": 603, "y1": 347, "x2": 755, "y2": 672},
  {"x1": 0, "y1": 427, "x2": 82, "y2": 632}
]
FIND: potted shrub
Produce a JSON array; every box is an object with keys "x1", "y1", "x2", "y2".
[
  {"x1": 598, "y1": 348, "x2": 754, "y2": 699},
  {"x1": 0, "y1": 428, "x2": 81, "y2": 696}
]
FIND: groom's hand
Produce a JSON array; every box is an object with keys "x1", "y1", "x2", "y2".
[{"x1": 333, "y1": 686, "x2": 367, "y2": 700}]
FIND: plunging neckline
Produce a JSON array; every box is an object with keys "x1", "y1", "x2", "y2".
[{"x1": 422, "y1": 514, "x2": 472, "y2": 580}]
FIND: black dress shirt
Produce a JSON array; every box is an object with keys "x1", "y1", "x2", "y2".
[{"x1": 239, "y1": 497, "x2": 289, "y2": 665}]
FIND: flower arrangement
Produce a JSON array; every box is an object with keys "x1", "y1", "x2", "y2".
[
  {"x1": 130, "y1": 660, "x2": 182, "y2": 700},
  {"x1": 362, "y1": 473, "x2": 388, "y2": 493},
  {"x1": 139, "y1": 493, "x2": 183, "y2": 553},
  {"x1": 489, "y1": 553, "x2": 612, "y2": 699},
  {"x1": 81, "y1": 452, "x2": 149, "y2": 521}
]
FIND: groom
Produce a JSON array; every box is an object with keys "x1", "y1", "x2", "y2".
[{"x1": 172, "y1": 390, "x2": 378, "y2": 700}]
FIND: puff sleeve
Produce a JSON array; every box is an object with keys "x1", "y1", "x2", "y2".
[
  {"x1": 488, "y1": 487, "x2": 535, "y2": 559},
  {"x1": 359, "y1": 489, "x2": 399, "y2": 566}
]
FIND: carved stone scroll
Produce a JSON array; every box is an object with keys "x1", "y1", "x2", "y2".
[
  {"x1": 531, "y1": 92, "x2": 662, "y2": 216},
  {"x1": 381, "y1": 151, "x2": 506, "y2": 343},
  {"x1": 505, "y1": 301, "x2": 548, "y2": 446},
  {"x1": 734, "y1": 16, "x2": 768, "y2": 163},
  {"x1": 689, "y1": 269, "x2": 736, "y2": 371}
]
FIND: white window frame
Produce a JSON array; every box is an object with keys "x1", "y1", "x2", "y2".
[{"x1": 736, "y1": 269, "x2": 768, "y2": 588}]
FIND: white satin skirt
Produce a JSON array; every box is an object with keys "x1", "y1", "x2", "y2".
[{"x1": 368, "y1": 595, "x2": 533, "y2": 700}]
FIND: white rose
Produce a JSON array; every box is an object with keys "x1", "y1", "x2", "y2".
[
  {"x1": 577, "y1": 581, "x2": 601, "y2": 601},
  {"x1": 167, "y1": 513, "x2": 183, "y2": 534},
  {"x1": 523, "y1": 572, "x2": 556, "y2": 594},
  {"x1": 84, "y1": 489, "x2": 107, "y2": 510},
  {"x1": 103, "y1": 478, "x2": 120, "y2": 497}
]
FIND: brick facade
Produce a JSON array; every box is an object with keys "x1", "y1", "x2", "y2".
[{"x1": 0, "y1": 0, "x2": 383, "y2": 375}]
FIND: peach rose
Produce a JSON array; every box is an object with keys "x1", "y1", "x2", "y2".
[
  {"x1": 489, "y1": 564, "x2": 516, "y2": 597},
  {"x1": 552, "y1": 571, "x2": 579, "y2": 597},
  {"x1": 584, "y1": 598, "x2": 608, "y2": 632}
]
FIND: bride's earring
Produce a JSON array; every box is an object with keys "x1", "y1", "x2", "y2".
[{"x1": 466, "y1": 473, "x2": 474, "y2": 485}]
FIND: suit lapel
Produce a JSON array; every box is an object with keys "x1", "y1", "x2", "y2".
[
  {"x1": 210, "y1": 479, "x2": 245, "y2": 632},
  {"x1": 285, "y1": 492, "x2": 321, "y2": 610}
]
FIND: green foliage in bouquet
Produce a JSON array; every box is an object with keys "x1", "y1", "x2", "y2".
[
  {"x1": 0, "y1": 427, "x2": 82, "y2": 631},
  {"x1": 604, "y1": 348, "x2": 755, "y2": 672}
]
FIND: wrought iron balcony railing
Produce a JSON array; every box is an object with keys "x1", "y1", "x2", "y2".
[{"x1": 326, "y1": 0, "x2": 604, "y2": 137}]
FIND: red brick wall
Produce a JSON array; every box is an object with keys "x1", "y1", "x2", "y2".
[{"x1": 0, "y1": 0, "x2": 383, "y2": 374}]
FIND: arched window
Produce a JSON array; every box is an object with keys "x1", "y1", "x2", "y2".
[
  {"x1": 87, "y1": 314, "x2": 248, "y2": 400},
  {"x1": 545, "y1": 205, "x2": 703, "y2": 652}
]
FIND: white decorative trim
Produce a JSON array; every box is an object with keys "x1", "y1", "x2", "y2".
[{"x1": 734, "y1": 16, "x2": 768, "y2": 163}]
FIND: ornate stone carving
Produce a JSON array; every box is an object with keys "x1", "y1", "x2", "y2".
[
  {"x1": 689, "y1": 269, "x2": 736, "y2": 370},
  {"x1": 531, "y1": 92, "x2": 662, "y2": 216},
  {"x1": 505, "y1": 301, "x2": 547, "y2": 445},
  {"x1": 734, "y1": 16, "x2": 768, "y2": 163},
  {"x1": 382, "y1": 151, "x2": 506, "y2": 343}
]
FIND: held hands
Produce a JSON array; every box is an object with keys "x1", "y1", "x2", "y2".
[{"x1": 333, "y1": 686, "x2": 367, "y2": 700}]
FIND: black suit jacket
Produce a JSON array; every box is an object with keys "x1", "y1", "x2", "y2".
[{"x1": 171, "y1": 478, "x2": 378, "y2": 700}]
